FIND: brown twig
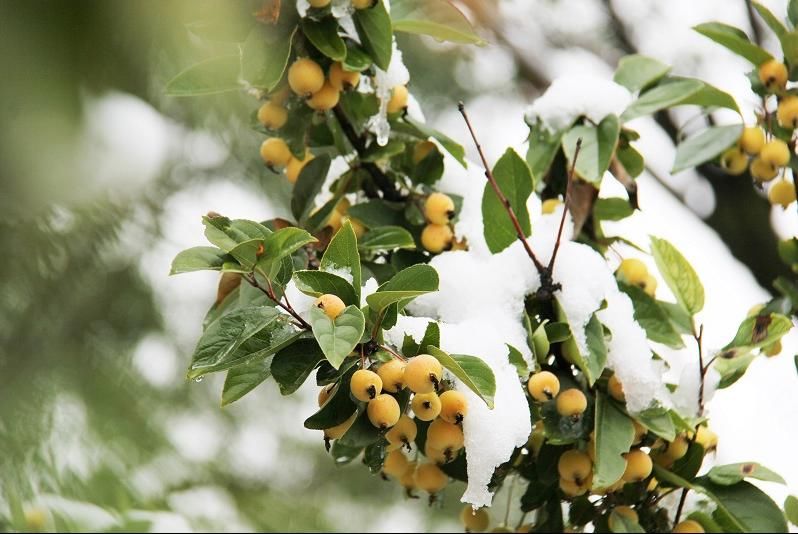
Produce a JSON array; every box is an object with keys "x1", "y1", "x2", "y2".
[
  {"x1": 244, "y1": 273, "x2": 312, "y2": 329},
  {"x1": 548, "y1": 138, "x2": 582, "y2": 272},
  {"x1": 378, "y1": 343, "x2": 407, "y2": 362}
]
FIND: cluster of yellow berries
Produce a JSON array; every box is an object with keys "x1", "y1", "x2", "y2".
[
  {"x1": 317, "y1": 198, "x2": 366, "y2": 237},
  {"x1": 526, "y1": 371, "x2": 588, "y2": 417},
  {"x1": 308, "y1": 0, "x2": 375, "y2": 9},
  {"x1": 616, "y1": 258, "x2": 657, "y2": 297},
  {"x1": 421, "y1": 192, "x2": 456, "y2": 253}
]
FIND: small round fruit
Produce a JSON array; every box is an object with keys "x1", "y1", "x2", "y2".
[
  {"x1": 559, "y1": 476, "x2": 590, "y2": 497},
  {"x1": 414, "y1": 463, "x2": 448, "y2": 493},
  {"x1": 614, "y1": 506, "x2": 639, "y2": 523},
  {"x1": 404, "y1": 354, "x2": 443, "y2": 393},
  {"x1": 313, "y1": 293, "x2": 346, "y2": 319},
  {"x1": 412, "y1": 392, "x2": 442, "y2": 421},
  {"x1": 632, "y1": 420, "x2": 647, "y2": 445},
  {"x1": 542, "y1": 198, "x2": 562, "y2": 214},
  {"x1": 527, "y1": 371, "x2": 560, "y2": 402},
  {"x1": 760, "y1": 139, "x2": 791, "y2": 167},
  {"x1": 386, "y1": 414, "x2": 417, "y2": 450},
  {"x1": 324, "y1": 412, "x2": 356, "y2": 439},
  {"x1": 673, "y1": 519, "x2": 705, "y2": 533},
  {"x1": 317, "y1": 384, "x2": 335, "y2": 406},
  {"x1": 309, "y1": 0, "x2": 331, "y2": 7},
  {"x1": 424, "y1": 442, "x2": 449, "y2": 464},
  {"x1": 622, "y1": 449, "x2": 653, "y2": 482},
  {"x1": 427, "y1": 418, "x2": 465, "y2": 452},
  {"x1": 288, "y1": 57, "x2": 325, "y2": 96},
  {"x1": 327, "y1": 208, "x2": 343, "y2": 233},
  {"x1": 424, "y1": 192, "x2": 456, "y2": 225},
  {"x1": 779, "y1": 96, "x2": 798, "y2": 129},
  {"x1": 257, "y1": 101, "x2": 288, "y2": 129},
  {"x1": 642, "y1": 274, "x2": 658, "y2": 297},
  {"x1": 439, "y1": 390, "x2": 468, "y2": 424},
  {"x1": 387, "y1": 85, "x2": 409, "y2": 113},
  {"x1": 307, "y1": 81, "x2": 340, "y2": 111},
  {"x1": 260, "y1": 137, "x2": 292, "y2": 167},
  {"x1": 421, "y1": 223, "x2": 454, "y2": 253},
  {"x1": 377, "y1": 359, "x2": 406, "y2": 393},
  {"x1": 460, "y1": 506, "x2": 490, "y2": 533},
  {"x1": 750, "y1": 157, "x2": 779, "y2": 182},
  {"x1": 558, "y1": 449, "x2": 593, "y2": 484},
  {"x1": 769, "y1": 180, "x2": 796, "y2": 208},
  {"x1": 399, "y1": 462, "x2": 417, "y2": 489},
  {"x1": 759, "y1": 59, "x2": 788, "y2": 91},
  {"x1": 720, "y1": 148, "x2": 748, "y2": 176},
  {"x1": 740, "y1": 126, "x2": 765, "y2": 154},
  {"x1": 286, "y1": 150, "x2": 315, "y2": 183},
  {"x1": 694, "y1": 426, "x2": 718, "y2": 452},
  {"x1": 383, "y1": 449, "x2": 409, "y2": 478},
  {"x1": 764, "y1": 339, "x2": 782, "y2": 356},
  {"x1": 328, "y1": 61, "x2": 360, "y2": 91},
  {"x1": 608, "y1": 374, "x2": 625, "y2": 402},
  {"x1": 413, "y1": 140, "x2": 436, "y2": 164},
  {"x1": 268, "y1": 85, "x2": 290, "y2": 105},
  {"x1": 352, "y1": 0, "x2": 374, "y2": 9},
  {"x1": 556, "y1": 389, "x2": 587, "y2": 418},
  {"x1": 617, "y1": 258, "x2": 648, "y2": 285},
  {"x1": 663, "y1": 434, "x2": 689, "y2": 461},
  {"x1": 367, "y1": 394, "x2": 401, "y2": 428},
  {"x1": 351, "y1": 369, "x2": 382, "y2": 402}
]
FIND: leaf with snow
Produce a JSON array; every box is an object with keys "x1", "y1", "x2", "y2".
[
  {"x1": 557, "y1": 307, "x2": 607, "y2": 386},
  {"x1": 672, "y1": 124, "x2": 743, "y2": 173},
  {"x1": 309, "y1": 305, "x2": 366, "y2": 370},
  {"x1": 391, "y1": 0, "x2": 485, "y2": 45},
  {"x1": 619, "y1": 282, "x2": 685, "y2": 349},
  {"x1": 613, "y1": 54, "x2": 671, "y2": 93},
  {"x1": 693, "y1": 22, "x2": 773, "y2": 65},
  {"x1": 526, "y1": 121, "x2": 565, "y2": 179},
  {"x1": 562, "y1": 114, "x2": 620, "y2": 184},
  {"x1": 366, "y1": 264, "x2": 439, "y2": 316},
  {"x1": 321, "y1": 220, "x2": 362, "y2": 301},
  {"x1": 621, "y1": 79, "x2": 704, "y2": 120},
  {"x1": 506, "y1": 344, "x2": 529, "y2": 377},
  {"x1": 650, "y1": 236, "x2": 705, "y2": 316},
  {"x1": 482, "y1": 148, "x2": 533, "y2": 254},
  {"x1": 428, "y1": 346, "x2": 496, "y2": 408}
]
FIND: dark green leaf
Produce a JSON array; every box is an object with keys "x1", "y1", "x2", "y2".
[
  {"x1": 256, "y1": 227, "x2": 317, "y2": 280},
  {"x1": 309, "y1": 305, "x2": 366, "y2": 369},
  {"x1": 343, "y1": 39, "x2": 372, "y2": 72},
  {"x1": 674, "y1": 78, "x2": 741, "y2": 114},
  {"x1": 694, "y1": 478, "x2": 788, "y2": 533},
  {"x1": 293, "y1": 270, "x2": 358, "y2": 306},
  {"x1": 594, "y1": 198, "x2": 634, "y2": 222},
  {"x1": 672, "y1": 124, "x2": 743, "y2": 173},
  {"x1": 619, "y1": 282, "x2": 685, "y2": 349},
  {"x1": 428, "y1": 347, "x2": 496, "y2": 408},
  {"x1": 613, "y1": 54, "x2": 671, "y2": 93},
  {"x1": 507, "y1": 344, "x2": 530, "y2": 377},
  {"x1": 302, "y1": 17, "x2": 346, "y2": 61},
  {"x1": 170, "y1": 246, "x2": 228, "y2": 274},
  {"x1": 593, "y1": 393, "x2": 635, "y2": 488},
  {"x1": 419, "y1": 321, "x2": 440, "y2": 354},
  {"x1": 338, "y1": 410, "x2": 382, "y2": 448},
  {"x1": 482, "y1": 148, "x2": 533, "y2": 253},
  {"x1": 650, "y1": 236, "x2": 705, "y2": 316},
  {"x1": 165, "y1": 55, "x2": 241, "y2": 96},
  {"x1": 304, "y1": 366, "x2": 358, "y2": 429},
  {"x1": 203, "y1": 217, "x2": 270, "y2": 253},
  {"x1": 390, "y1": 0, "x2": 484, "y2": 44},
  {"x1": 694, "y1": 22, "x2": 773, "y2": 65},
  {"x1": 526, "y1": 121, "x2": 564, "y2": 179},
  {"x1": 396, "y1": 117, "x2": 467, "y2": 166},
  {"x1": 347, "y1": 199, "x2": 406, "y2": 227},
  {"x1": 617, "y1": 144, "x2": 645, "y2": 178},
  {"x1": 363, "y1": 439, "x2": 388, "y2": 473},
  {"x1": 271, "y1": 339, "x2": 325, "y2": 395},
  {"x1": 353, "y1": 0, "x2": 393, "y2": 70},
  {"x1": 291, "y1": 154, "x2": 332, "y2": 222},
  {"x1": 221, "y1": 356, "x2": 274, "y2": 406},
  {"x1": 241, "y1": 25, "x2": 295, "y2": 90},
  {"x1": 359, "y1": 226, "x2": 416, "y2": 251},
  {"x1": 321, "y1": 220, "x2": 363, "y2": 301},
  {"x1": 708, "y1": 462, "x2": 785, "y2": 486},
  {"x1": 365, "y1": 264, "x2": 439, "y2": 315},
  {"x1": 562, "y1": 114, "x2": 620, "y2": 184}
]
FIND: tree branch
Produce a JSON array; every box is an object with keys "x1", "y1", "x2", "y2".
[{"x1": 244, "y1": 273, "x2": 311, "y2": 330}]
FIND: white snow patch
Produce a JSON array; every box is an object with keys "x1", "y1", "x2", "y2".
[
  {"x1": 324, "y1": 264, "x2": 354, "y2": 285},
  {"x1": 368, "y1": 41, "x2": 410, "y2": 146}
]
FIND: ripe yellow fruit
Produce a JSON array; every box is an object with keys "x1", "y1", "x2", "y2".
[
  {"x1": 622, "y1": 449, "x2": 653, "y2": 482},
  {"x1": 347, "y1": 217, "x2": 366, "y2": 238},
  {"x1": 425, "y1": 442, "x2": 449, "y2": 464},
  {"x1": 286, "y1": 150, "x2": 315, "y2": 184},
  {"x1": 608, "y1": 374, "x2": 625, "y2": 402},
  {"x1": 351, "y1": 369, "x2": 382, "y2": 402},
  {"x1": 759, "y1": 59, "x2": 788, "y2": 91},
  {"x1": 642, "y1": 274, "x2": 658, "y2": 297},
  {"x1": 377, "y1": 359, "x2": 406, "y2": 393},
  {"x1": 412, "y1": 392, "x2": 442, "y2": 421},
  {"x1": 309, "y1": 0, "x2": 331, "y2": 7},
  {"x1": 740, "y1": 127, "x2": 766, "y2": 154},
  {"x1": 556, "y1": 389, "x2": 587, "y2": 418},
  {"x1": 720, "y1": 148, "x2": 748, "y2": 176},
  {"x1": 257, "y1": 101, "x2": 288, "y2": 129},
  {"x1": 383, "y1": 449, "x2": 409, "y2": 478},
  {"x1": 764, "y1": 339, "x2": 782, "y2": 356},
  {"x1": 750, "y1": 157, "x2": 779, "y2": 182},
  {"x1": 527, "y1": 371, "x2": 560, "y2": 402},
  {"x1": 414, "y1": 463, "x2": 449, "y2": 493},
  {"x1": 352, "y1": 0, "x2": 374, "y2": 9},
  {"x1": 663, "y1": 434, "x2": 689, "y2": 461},
  {"x1": 329, "y1": 62, "x2": 360, "y2": 91},
  {"x1": 367, "y1": 393, "x2": 401, "y2": 428},
  {"x1": 632, "y1": 420, "x2": 647, "y2": 445},
  {"x1": 268, "y1": 85, "x2": 291, "y2": 105},
  {"x1": 260, "y1": 137, "x2": 292, "y2": 167},
  {"x1": 617, "y1": 258, "x2": 648, "y2": 285},
  {"x1": 313, "y1": 293, "x2": 346, "y2": 319},
  {"x1": 400, "y1": 462, "x2": 417, "y2": 489},
  {"x1": 387, "y1": 85, "x2": 409, "y2": 113},
  {"x1": 779, "y1": 96, "x2": 798, "y2": 129},
  {"x1": 760, "y1": 139, "x2": 791, "y2": 167},
  {"x1": 614, "y1": 506, "x2": 639, "y2": 523},
  {"x1": 327, "y1": 209, "x2": 343, "y2": 233},
  {"x1": 421, "y1": 223, "x2": 454, "y2": 253},
  {"x1": 694, "y1": 426, "x2": 718, "y2": 452},
  {"x1": 558, "y1": 449, "x2": 593, "y2": 484},
  {"x1": 317, "y1": 384, "x2": 335, "y2": 406},
  {"x1": 542, "y1": 198, "x2": 562, "y2": 215},
  {"x1": 424, "y1": 192, "x2": 456, "y2": 225},
  {"x1": 307, "y1": 82, "x2": 341, "y2": 111},
  {"x1": 673, "y1": 519, "x2": 705, "y2": 533},
  {"x1": 439, "y1": 390, "x2": 468, "y2": 424},
  {"x1": 404, "y1": 354, "x2": 443, "y2": 393},
  {"x1": 769, "y1": 180, "x2": 796, "y2": 208},
  {"x1": 386, "y1": 414, "x2": 418, "y2": 450},
  {"x1": 413, "y1": 140, "x2": 437, "y2": 164},
  {"x1": 560, "y1": 475, "x2": 591, "y2": 497},
  {"x1": 460, "y1": 506, "x2": 490, "y2": 532},
  {"x1": 324, "y1": 412, "x2": 356, "y2": 440},
  {"x1": 427, "y1": 418, "x2": 465, "y2": 452},
  {"x1": 288, "y1": 57, "x2": 325, "y2": 96}
]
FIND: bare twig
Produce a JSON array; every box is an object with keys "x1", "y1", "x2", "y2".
[
  {"x1": 378, "y1": 343, "x2": 407, "y2": 362},
  {"x1": 548, "y1": 138, "x2": 582, "y2": 272},
  {"x1": 244, "y1": 273, "x2": 312, "y2": 329}
]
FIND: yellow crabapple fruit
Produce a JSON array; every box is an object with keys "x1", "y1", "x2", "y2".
[
  {"x1": 421, "y1": 223, "x2": 454, "y2": 253},
  {"x1": 424, "y1": 192, "x2": 456, "y2": 225},
  {"x1": 309, "y1": 0, "x2": 331, "y2": 7},
  {"x1": 558, "y1": 449, "x2": 593, "y2": 484},
  {"x1": 367, "y1": 394, "x2": 401, "y2": 429},
  {"x1": 313, "y1": 293, "x2": 346, "y2": 319},
  {"x1": 257, "y1": 101, "x2": 288, "y2": 129},
  {"x1": 673, "y1": 519, "x2": 705, "y2": 533},
  {"x1": 324, "y1": 412, "x2": 356, "y2": 440},
  {"x1": 387, "y1": 85, "x2": 409, "y2": 113},
  {"x1": 608, "y1": 374, "x2": 625, "y2": 402},
  {"x1": 622, "y1": 449, "x2": 653, "y2": 482},
  {"x1": 740, "y1": 126, "x2": 765, "y2": 154},
  {"x1": 642, "y1": 274, "x2": 658, "y2": 297},
  {"x1": 350, "y1": 369, "x2": 382, "y2": 402},
  {"x1": 260, "y1": 137, "x2": 292, "y2": 167},
  {"x1": 399, "y1": 462, "x2": 418, "y2": 489},
  {"x1": 288, "y1": 57, "x2": 325, "y2": 96},
  {"x1": 329, "y1": 62, "x2": 360, "y2": 91},
  {"x1": 317, "y1": 384, "x2": 335, "y2": 406},
  {"x1": 694, "y1": 426, "x2": 718, "y2": 452},
  {"x1": 352, "y1": 0, "x2": 374, "y2": 9},
  {"x1": 335, "y1": 197, "x2": 350, "y2": 214},
  {"x1": 527, "y1": 371, "x2": 560, "y2": 402},
  {"x1": 542, "y1": 198, "x2": 562, "y2": 214},
  {"x1": 750, "y1": 157, "x2": 779, "y2": 182},
  {"x1": 307, "y1": 81, "x2": 340, "y2": 111},
  {"x1": 286, "y1": 150, "x2": 315, "y2": 184},
  {"x1": 413, "y1": 140, "x2": 437, "y2": 164},
  {"x1": 424, "y1": 442, "x2": 449, "y2": 464},
  {"x1": 556, "y1": 389, "x2": 588, "y2": 418},
  {"x1": 427, "y1": 418, "x2": 465, "y2": 453},
  {"x1": 382, "y1": 449, "x2": 409, "y2": 478},
  {"x1": 327, "y1": 208, "x2": 343, "y2": 233},
  {"x1": 720, "y1": 148, "x2": 748, "y2": 176},
  {"x1": 614, "y1": 506, "x2": 639, "y2": 523},
  {"x1": 439, "y1": 390, "x2": 468, "y2": 424},
  {"x1": 760, "y1": 139, "x2": 791, "y2": 167},
  {"x1": 412, "y1": 392, "x2": 442, "y2": 421},
  {"x1": 663, "y1": 434, "x2": 689, "y2": 461},
  {"x1": 758, "y1": 59, "x2": 788, "y2": 91},
  {"x1": 386, "y1": 414, "x2": 417, "y2": 450},
  {"x1": 632, "y1": 420, "x2": 647, "y2": 444},
  {"x1": 769, "y1": 180, "x2": 796, "y2": 208},
  {"x1": 617, "y1": 258, "x2": 648, "y2": 285},
  {"x1": 404, "y1": 354, "x2": 443, "y2": 393},
  {"x1": 414, "y1": 463, "x2": 449, "y2": 493},
  {"x1": 560, "y1": 475, "x2": 591, "y2": 497},
  {"x1": 779, "y1": 96, "x2": 798, "y2": 129},
  {"x1": 460, "y1": 506, "x2": 490, "y2": 532},
  {"x1": 377, "y1": 358, "x2": 406, "y2": 393}
]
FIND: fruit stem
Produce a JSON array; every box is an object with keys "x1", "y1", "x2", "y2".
[
  {"x1": 547, "y1": 137, "x2": 582, "y2": 276},
  {"x1": 243, "y1": 273, "x2": 312, "y2": 329},
  {"x1": 378, "y1": 343, "x2": 407, "y2": 362}
]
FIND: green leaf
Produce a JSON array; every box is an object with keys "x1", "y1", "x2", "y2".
[
  {"x1": 353, "y1": 0, "x2": 393, "y2": 70},
  {"x1": 338, "y1": 410, "x2": 383, "y2": 448},
  {"x1": 557, "y1": 306, "x2": 607, "y2": 386},
  {"x1": 713, "y1": 351, "x2": 756, "y2": 389},
  {"x1": 309, "y1": 305, "x2": 366, "y2": 369},
  {"x1": 708, "y1": 462, "x2": 786, "y2": 486},
  {"x1": 359, "y1": 226, "x2": 416, "y2": 251},
  {"x1": 650, "y1": 236, "x2": 705, "y2": 316},
  {"x1": 343, "y1": 39, "x2": 372, "y2": 72},
  {"x1": 752, "y1": 2, "x2": 788, "y2": 38},
  {"x1": 291, "y1": 154, "x2": 332, "y2": 222},
  {"x1": 256, "y1": 227, "x2": 317, "y2": 280},
  {"x1": 390, "y1": 0, "x2": 485, "y2": 45},
  {"x1": 672, "y1": 124, "x2": 743, "y2": 173},
  {"x1": 240, "y1": 25, "x2": 295, "y2": 90},
  {"x1": 526, "y1": 121, "x2": 565, "y2": 179},
  {"x1": 694, "y1": 478, "x2": 788, "y2": 533},
  {"x1": 419, "y1": 321, "x2": 441, "y2": 355},
  {"x1": 635, "y1": 406, "x2": 676, "y2": 441},
  {"x1": 621, "y1": 79, "x2": 704, "y2": 121},
  {"x1": 482, "y1": 148, "x2": 533, "y2": 254},
  {"x1": 530, "y1": 319, "x2": 550, "y2": 365},
  {"x1": 301, "y1": 17, "x2": 346, "y2": 61},
  {"x1": 203, "y1": 217, "x2": 270, "y2": 253},
  {"x1": 784, "y1": 495, "x2": 798, "y2": 527},
  {"x1": 165, "y1": 55, "x2": 241, "y2": 96},
  {"x1": 347, "y1": 199, "x2": 406, "y2": 227},
  {"x1": 170, "y1": 246, "x2": 228, "y2": 274},
  {"x1": 619, "y1": 282, "x2": 685, "y2": 349},
  {"x1": 321, "y1": 220, "x2": 363, "y2": 301},
  {"x1": 363, "y1": 439, "x2": 388, "y2": 474},
  {"x1": 608, "y1": 510, "x2": 645, "y2": 533},
  {"x1": 293, "y1": 270, "x2": 358, "y2": 307},
  {"x1": 427, "y1": 347, "x2": 496, "y2": 408},
  {"x1": 562, "y1": 114, "x2": 620, "y2": 184},
  {"x1": 188, "y1": 306, "x2": 300, "y2": 379},
  {"x1": 507, "y1": 344, "x2": 530, "y2": 377},
  {"x1": 271, "y1": 338, "x2": 325, "y2": 395},
  {"x1": 617, "y1": 143, "x2": 645, "y2": 178},
  {"x1": 676, "y1": 80, "x2": 741, "y2": 114},
  {"x1": 694, "y1": 22, "x2": 773, "y2": 65},
  {"x1": 397, "y1": 117, "x2": 467, "y2": 167},
  {"x1": 594, "y1": 198, "x2": 634, "y2": 222},
  {"x1": 791, "y1": 0, "x2": 798, "y2": 27},
  {"x1": 593, "y1": 393, "x2": 635, "y2": 488},
  {"x1": 365, "y1": 264, "x2": 439, "y2": 315},
  {"x1": 723, "y1": 313, "x2": 792, "y2": 350},
  {"x1": 304, "y1": 366, "x2": 358, "y2": 429},
  {"x1": 221, "y1": 356, "x2": 273, "y2": 406},
  {"x1": 613, "y1": 54, "x2": 671, "y2": 93}
]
